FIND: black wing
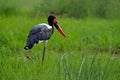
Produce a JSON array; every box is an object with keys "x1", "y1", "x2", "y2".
[{"x1": 24, "y1": 24, "x2": 53, "y2": 50}]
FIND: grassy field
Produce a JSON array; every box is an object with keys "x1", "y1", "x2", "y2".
[{"x1": 0, "y1": 16, "x2": 120, "y2": 80}]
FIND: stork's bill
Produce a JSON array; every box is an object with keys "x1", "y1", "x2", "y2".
[{"x1": 53, "y1": 18, "x2": 66, "y2": 38}]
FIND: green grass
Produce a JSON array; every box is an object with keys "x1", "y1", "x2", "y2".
[{"x1": 0, "y1": 16, "x2": 120, "y2": 80}]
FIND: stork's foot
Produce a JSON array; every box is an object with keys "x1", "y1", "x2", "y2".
[{"x1": 26, "y1": 53, "x2": 30, "y2": 59}]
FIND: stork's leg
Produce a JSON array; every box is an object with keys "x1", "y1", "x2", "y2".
[
  {"x1": 42, "y1": 41, "x2": 47, "y2": 64},
  {"x1": 26, "y1": 50, "x2": 31, "y2": 59}
]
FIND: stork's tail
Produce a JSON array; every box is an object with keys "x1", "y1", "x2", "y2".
[
  {"x1": 24, "y1": 46, "x2": 29, "y2": 50},
  {"x1": 24, "y1": 32, "x2": 39, "y2": 50},
  {"x1": 24, "y1": 42, "x2": 34, "y2": 50}
]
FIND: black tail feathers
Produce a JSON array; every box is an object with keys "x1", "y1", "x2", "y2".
[{"x1": 24, "y1": 43, "x2": 34, "y2": 50}]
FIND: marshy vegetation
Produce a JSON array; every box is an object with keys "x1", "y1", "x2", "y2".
[{"x1": 0, "y1": 0, "x2": 120, "y2": 80}]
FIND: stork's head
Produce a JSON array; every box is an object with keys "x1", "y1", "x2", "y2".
[{"x1": 48, "y1": 15, "x2": 66, "y2": 37}]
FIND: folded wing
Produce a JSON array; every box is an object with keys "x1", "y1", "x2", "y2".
[{"x1": 24, "y1": 24, "x2": 52, "y2": 50}]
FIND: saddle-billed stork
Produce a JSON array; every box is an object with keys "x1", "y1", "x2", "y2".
[{"x1": 24, "y1": 15, "x2": 66, "y2": 64}]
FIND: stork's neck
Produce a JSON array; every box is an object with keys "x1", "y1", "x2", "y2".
[
  {"x1": 48, "y1": 23, "x2": 54, "y2": 34},
  {"x1": 48, "y1": 23, "x2": 54, "y2": 28},
  {"x1": 48, "y1": 22, "x2": 53, "y2": 26}
]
